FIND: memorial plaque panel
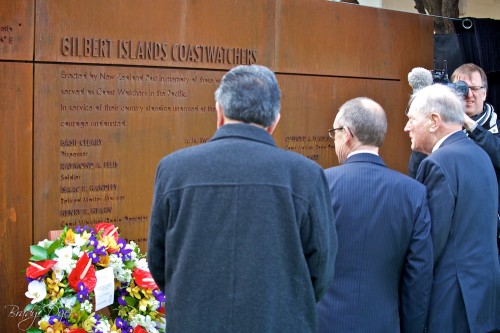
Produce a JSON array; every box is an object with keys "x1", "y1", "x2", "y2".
[
  {"x1": 276, "y1": 0, "x2": 434, "y2": 79},
  {"x1": 275, "y1": 74, "x2": 406, "y2": 169},
  {"x1": 0, "y1": 0, "x2": 34, "y2": 60},
  {"x1": 0, "y1": 62, "x2": 33, "y2": 332},
  {"x1": 35, "y1": 0, "x2": 275, "y2": 69},
  {"x1": 34, "y1": 63, "x2": 224, "y2": 246},
  {"x1": 1, "y1": 2, "x2": 435, "y2": 330}
]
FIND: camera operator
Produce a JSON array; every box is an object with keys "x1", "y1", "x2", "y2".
[{"x1": 452, "y1": 63, "x2": 500, "y2": 256}]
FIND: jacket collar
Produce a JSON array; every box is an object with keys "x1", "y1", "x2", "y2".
[
  {"x1": 438, "y1": 130, "x2": 467, "y2": 149},
  {"x1": 344, "y1": 152, "x2": 386, "y2": 167},
  {"x1": 209, "y1": 123, "x2": 277, "y2": 147}
]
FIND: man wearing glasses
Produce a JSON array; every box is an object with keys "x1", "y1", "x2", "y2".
[
  {"x1": 317, "y1": 97, "x2": 433, "y2": 333},
  {"x1": 451, "y1": 64, "x2": 500, "y2": 256}
]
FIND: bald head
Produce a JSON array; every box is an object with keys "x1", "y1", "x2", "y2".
[{"x1": 335, "y1": 97, "x2": 387, "y2": 147}]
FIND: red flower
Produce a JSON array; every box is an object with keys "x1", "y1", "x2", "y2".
[
  {"x1": 95, "y1": 222, "x2": 119, "y2": 241},
  {"x1": 133, "y1": 268, "x2": 158, "y2": 290},
  {"x1": 134, "y1": 326, "x2": 148, "y2": 333},
  {"x1": 68, "y1": 253, "x2": 97, "y2": 293},
  {"x1": 26, "y1": 260, "x2": 57, "y2": 279},
  {"x1": 68, "y1": 329, "x2": 87, "y2": 333}
]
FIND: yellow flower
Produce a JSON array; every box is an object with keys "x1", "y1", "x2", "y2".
[
  {"x1": 100, "y1": 235, "x2": 120, "y2": 252},
  {"x1": 64, "y1": 229, "x2": 76, "y2": 245},
  {"x1": 40, "y1": 319, "x2": 66, "y2": 333},
  {"x1": 110, "y1": 323, "x2": 122, "y2": 333},
  {"x1": 127, "y1": 284, "x2": 142, "y2": 299},
  {"x1": 82, "y1": 313, "x2": 97, "y2": 331},
  {"x1": 97, "y1": 253, "x2": 110, "y2": 267},
  {"x1": 46, "y1": 272, "x2": 67, "y2": 301}
]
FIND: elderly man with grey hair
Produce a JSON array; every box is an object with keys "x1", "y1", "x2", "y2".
[
  {"x1": 404, "y1": 84, "x2": 500, "y2": 333},
  {"x1": 318, "y1": 97, "x2": 433, "y2": 333},
  {"x1": 148, "y1": 64, "x2": 338, "y2": 332}
]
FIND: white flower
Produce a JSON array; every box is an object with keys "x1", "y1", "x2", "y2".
[
  {"x1": 60, "y1": 295, "x2": 77, "y2": 310},
  {"x1": 74, "y1": 233, "x2": 88, "y2": 247},
  {"x1": 94, "y1": 319, "x2": 111, "y2": 333},
  {"x1": 25, "y1": 280, "x2": 47, "y2": 304},
  {"x1": 37, "y1": 239, "x2": 53, "y2": 249},
  {"x1": 135, "y1": 258, "x2": 150, "y2": 271},
  {"x1": 131, "y1": 314, "x2": 159, "y2": 333},
  {"x1": 81, "y1": 300, "x2": 93, "y2": 313}
]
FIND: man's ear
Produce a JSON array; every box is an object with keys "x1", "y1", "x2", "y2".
[
  {"x1": 216, "y1": 102, "x2": 225, "y2": 128},
  {"x1": 429, "y1": 113, "x2": 441, "y2": 132},
  {"x1": 266, "y1": 113, "x2": 281, "y2": 134}
]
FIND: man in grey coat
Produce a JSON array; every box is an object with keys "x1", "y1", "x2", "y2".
[{"x1": 147, "y1": 64, "x2": 338, "y2": 333}]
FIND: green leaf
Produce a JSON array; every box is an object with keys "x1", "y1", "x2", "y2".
[
  {"x1": 124, "y1": 261, "x2": 136, "y2": 270},
  {"x1": 46, "y1": 239, "x2": 61, "y2": 256},
  {"x1": 24, "y1": 303, "x2": 35, "y2": 311},
  {"x1": 29, "y1": 245, "x2": 48, "y2": 260},
  {"x1": 125, "y1": 296, "x2": 137, "y2": 306}
]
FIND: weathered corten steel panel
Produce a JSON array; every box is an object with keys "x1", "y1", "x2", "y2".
[
  {"x1": 0, "y1": 62, "x2": 33, "y2": 332},
  {"x1": 274, "y1": 73, "x2": 406, "y2": 170},
  {"x1": 35, "y1": 0, "x2": 276, "y2": 69},
  {"x1": 0, "y1": 2, "x2": 434, "y2": 328},
  {"x1": 276, "y1": 0, "x2": 434, "y2": 79},
  {"x1": 0, "y1": 0, "x2": 34, "y2": 61}
]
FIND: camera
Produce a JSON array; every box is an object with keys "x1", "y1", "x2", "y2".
[{"x1": 432, "y1": 60, "x2": 469, "y2": 98}]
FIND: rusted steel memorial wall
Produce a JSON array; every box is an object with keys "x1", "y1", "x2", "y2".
[{"x1": 0, "y1": 0, "x2": 433, "y2": 330}]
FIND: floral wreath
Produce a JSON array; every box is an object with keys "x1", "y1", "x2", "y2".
[{"x1": 24, "y1": 223, "x2": 165, "y2": 333}]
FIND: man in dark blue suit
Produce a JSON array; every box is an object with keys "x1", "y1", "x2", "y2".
[
  {"x1": 404, "y1": 84, "x2": 500, "y2": 332},
  {"x1": 317, "y1": 97, "x2": 433, "y2": 333}
]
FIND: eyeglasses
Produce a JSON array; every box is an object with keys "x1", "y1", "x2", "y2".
[
  {"x1": 328, "y1": 127, "x2": 344, "y2": 139},
  {"x1": 468, "y1": 85, "x2": 485, "y2": 92}
]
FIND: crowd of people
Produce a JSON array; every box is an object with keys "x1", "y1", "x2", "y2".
[{"x1": 147, "y1": 63, "x2": 500, "y2": 332}]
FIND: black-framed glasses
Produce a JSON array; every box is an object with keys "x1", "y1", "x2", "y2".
[
  {"x1": 328, "y1": 127, "x2": 344, "y2": 139},
  {"x1": 468, "y1": 85, "x2": 485, "y2": 92}
]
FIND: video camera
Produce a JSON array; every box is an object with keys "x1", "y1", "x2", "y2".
[{"x1": 432, "y1": 60, "x2": 469, "y2": 97}]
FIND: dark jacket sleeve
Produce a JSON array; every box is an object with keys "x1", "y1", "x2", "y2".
[
  {"x1": 468, "y1": 125, "x2": 500, "y2": 170},
  {"x1": 147, "y1": 164, "x2": 167, "y2": 291},
  {"x1": 304, "y1": 169, "x2": 338, "y2": 302},
  {"x1": 400, "y1": 189, "x2": 433, "y2": 333}
]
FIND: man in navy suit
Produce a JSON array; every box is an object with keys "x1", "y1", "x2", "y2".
[
  {"x1": 404, "y1": 84, "x2": 500, "y2": 332},
  {"x1": 317, "y1": 97, "x2": 433, "y2": 333}
]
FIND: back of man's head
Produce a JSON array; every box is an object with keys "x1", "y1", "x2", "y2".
[
  {"x1": 337, "y1": 97, "x2": 387, "y2": 147},
  {"x1": 214, "y1": 65, "x2": 281, "y2": 128},
  {"x1": 410, "y1": 84, "x2": 465, "y2": 125}
]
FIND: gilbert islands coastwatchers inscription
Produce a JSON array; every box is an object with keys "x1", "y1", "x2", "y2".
[{"x1": 35, "y1": 37, "x2": 333, "y2": 246}]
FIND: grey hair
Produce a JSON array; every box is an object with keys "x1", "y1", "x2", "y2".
[
  {"x1": 214, "y1": 65, "x2": 281, "y2": 127},
  {"x1": 336, "y1": 97, "x2": 387, "y2": 147},
  {"x1": 409, "y1": 84, "x2": 465, "y2": 124}
]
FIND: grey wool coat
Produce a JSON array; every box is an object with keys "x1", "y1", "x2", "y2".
[{"x1": 148, "y1": 123, "x2": 338, "y2": 333}]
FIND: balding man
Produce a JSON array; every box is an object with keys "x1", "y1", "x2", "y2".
[{"x1": 318, "y1": 97, "x2": 433, "y2": 333}]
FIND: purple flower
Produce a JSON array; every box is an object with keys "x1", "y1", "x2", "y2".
[
  {"x1": 117, "y1": 288, "x2": 128, "y2": 306},
  {"x1": 88, "y1": 236, "x2": 99, "y2": 247},
  {"x1": 117, "y1": 238, "x2": 133, "y2": 257},
  {"x1": 115, "y1": 317, "x2": 129, "y2": 329},
  {"x1": 75, "y1": 225, "x2": 94, "y2": 235},
  {"x1": 76, "y1": 281, "x2": 89, "y2": 302},
  {"x1": 153, "y1": 289, "x2": 166, "y2": 302}
]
